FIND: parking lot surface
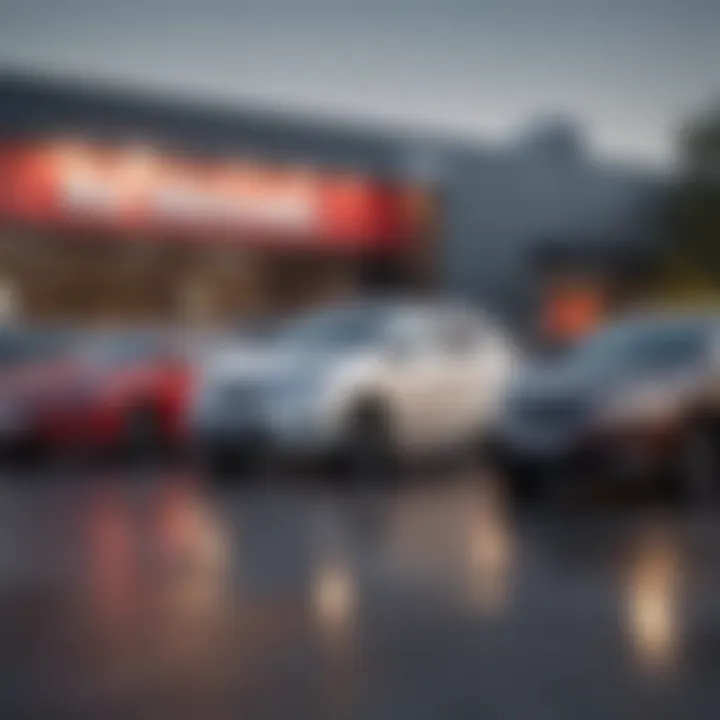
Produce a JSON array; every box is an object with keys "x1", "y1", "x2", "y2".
[{"x1": 0, "y1": 467, "x2": 719, "y2": 719}]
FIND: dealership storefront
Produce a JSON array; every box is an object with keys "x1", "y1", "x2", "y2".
[
  {"x1": 0, "y1": 138, "x2": 434, "y2": 324},
  {"x1": 0, "y1": 73, "x2": 663, "y2": 331}
]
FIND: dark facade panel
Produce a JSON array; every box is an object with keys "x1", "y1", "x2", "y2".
[{"x1": 0, "y1": 70, "x2": 411, "y2": 176}]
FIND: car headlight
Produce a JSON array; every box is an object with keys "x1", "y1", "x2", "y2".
[{"x1": 598, "y1": 384, "x2": 680, "y2": 427}]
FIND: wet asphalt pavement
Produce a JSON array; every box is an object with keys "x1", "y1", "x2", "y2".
[{"x1": 0, "y1": 466, "x2": 720, "y2": 719}]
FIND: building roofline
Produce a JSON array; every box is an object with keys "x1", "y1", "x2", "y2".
[{"x1": 0, "y1": 65, "x2": 462, "y2": 162}]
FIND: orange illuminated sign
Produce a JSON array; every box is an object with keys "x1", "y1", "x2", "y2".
[{"x1": 542, "y1": 282, "x2": 605, "y2": 342}]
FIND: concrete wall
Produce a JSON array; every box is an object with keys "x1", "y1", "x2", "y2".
[{"x1": 434, "y1": 133, "x2": 663, "y2": 322}]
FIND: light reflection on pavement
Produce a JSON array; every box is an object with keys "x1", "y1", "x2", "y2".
[
  {"x1": 624, "y1": 522, "x2": 681, "y2": 674},
  {"x1": 0, "y1": 467, "x2": 719, "y2": 718}
]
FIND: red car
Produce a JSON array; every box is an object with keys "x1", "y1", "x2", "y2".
[{"x1": 4, "y1": 330, "x2": 198, "y2": 458}]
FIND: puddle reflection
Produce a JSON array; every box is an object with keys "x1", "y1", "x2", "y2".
[
  {"x1": 10, "y1": 466, "x2": 718, "y2": 718},
  {"x1": 624, "y1": 522, "x2": 682, "y2": 674},
  {"x1": 85, "y1": 482, "x2": 138, "y2": 627},
  {"x1": 80, "y1": 472, "x2": 238, "y2": 696},
  {"x1": 384, "y1": 471, "x2": 517, "y2": 615},
  {"x1": 465, "y1": 476, "x2": 515, "y2": 613},
  {"x1": 312, "y1": 561, "x2": 357, "y2": 635}
]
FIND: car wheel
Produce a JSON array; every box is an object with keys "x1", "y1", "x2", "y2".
[
  {"x1": 198, "y1": 441, "x2": 260, "y2": 484},
  {"x1": 494, "y1": 452, "x2": 575, "y2": 507},
  {"x1": 204, "y1": 446, "x2": 238, "y2": 481},
  {"x1": 500, "y1": 460, "x2": 546, "y2": 504},
  {"x1": 340, "y1": 398, "x2": 397, "y2": 483},
  {"x1": 123, "y1": 404, "x2": 163, "y2": 462},
  {"x1": 668, "y1": 420, "x2": 718, "y2": 505}
]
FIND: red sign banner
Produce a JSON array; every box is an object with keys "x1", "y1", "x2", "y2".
[{"x1": 0, "y1": 140, "x2": 418, "y2": 251}]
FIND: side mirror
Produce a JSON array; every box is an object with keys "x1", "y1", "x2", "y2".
[{"x1": 710, "y1": 336, "x2": 720, "y2": 366}]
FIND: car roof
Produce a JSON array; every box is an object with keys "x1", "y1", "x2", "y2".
[{"x1": 605, "y1": 311, "x2": 720, "y2": 334}]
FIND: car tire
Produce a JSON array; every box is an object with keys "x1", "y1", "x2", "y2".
[
  {"x1": 501, "y1": 460, "x2": 546, "y2": 504},
  {"x1": 493, "y1": 451, "x2": 575, "y2": 507},
  {"x1": 666, "y1": 419, "x2": 718, "y2": 506},
  {"x1": 123, "y1": 404, "x2": 164, "y2": 463},
  {"x1": 199, "y1": 441, "x2": 260, "y2": 484},
  {"x1": 339, "y1": 398, "x2": 398, "y2": 483},
  {"x1": 204, "y1": 446, "x2": 238, "y2": 481}
]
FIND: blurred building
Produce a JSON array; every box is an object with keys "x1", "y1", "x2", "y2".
[
  {"x1": 0, "y1": 71, "x2": 663, "y2": 325},
  {"x1": 531, "y1": 231, "x2": 657, "y2": 347}
]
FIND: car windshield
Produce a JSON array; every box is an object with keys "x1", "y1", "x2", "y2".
[
  {"x1": 274, "y1": 304, "x2": 391, "y2": 351},
  {"x1": 79, "y1": 333, "x2": 167, "y2": 365},
  {"x1": 236, "y1": 316, "x2": 281, "y2": 341},
  {"x1": 0, "y1": 328, "x2": 70, "y2": 366},
  {"x1": 567, "y1": 319, "x2": 711, "y2": 377}
]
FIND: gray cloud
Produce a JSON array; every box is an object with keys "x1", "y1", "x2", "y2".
[{"x1": 0, "y1": 0, "x2": 717, "y2": 165}]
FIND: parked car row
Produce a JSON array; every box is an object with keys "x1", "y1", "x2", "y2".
[
  {"x1": 0, "y1": 302, "x2": 718, "y2": 502},
  {"x1": 0, "y1": 300, "x2": 517, "y2": 471},
  {"x1": 194, "y1": 303, "x2": 720, "y2": 501}
]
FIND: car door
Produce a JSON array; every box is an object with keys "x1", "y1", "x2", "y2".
[
  {"x1": 699, "y1": 325, "x2": 720, "y2": 409},
  {"x1": 432, "y1": 308, "x2": 514, "y2": 440},
  {"x1": 381, "y1": 310, "x2": 451, "y2": 450},
  {"x1": 426, "y1": 309, "x2": 486, "y2": 440}
]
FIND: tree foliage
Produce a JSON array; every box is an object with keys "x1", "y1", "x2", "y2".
[{"x1": 656, "y1": 105, "x2": 720, "y2": 299}]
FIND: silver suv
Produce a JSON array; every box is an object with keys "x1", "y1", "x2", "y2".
[{"x1": 492, "y1": 313, "x2": 720, "y2": 502}]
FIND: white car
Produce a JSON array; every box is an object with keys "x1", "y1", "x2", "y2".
[{"x1": 191, "y1": 299, "x2": 518, "y2": 476}]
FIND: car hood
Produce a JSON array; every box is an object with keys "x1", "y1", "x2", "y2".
[
  {"x1": 510, "y1": 362, "x2": 609, "y2": 401},
  {"x1": 202, "y1": 345, "x2": 353, "y2": 389},
  {"x1": 502, "y1": 360, "x2": 623, "y2": 426}
]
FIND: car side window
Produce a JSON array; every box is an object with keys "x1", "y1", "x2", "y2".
[
  {"x1": 634, "y1": 326, "x2": 708, "y2": 374},
  {"x1": 435, "y1": 313, "x2": 481, "y2": 355},
  {"x1": 385, "y1": 313, "x2": 435, "y2": 360}
]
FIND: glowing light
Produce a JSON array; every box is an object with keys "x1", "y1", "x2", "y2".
[
  {"x1": 625, "y1": 529, "x2": 680, "y2": 673},
  {"x1": 312, "y1": 562, "x2": 356, "y2": 632},
  {"x1": 466, "y1": 479, "x2": 514, "y2": 613}
]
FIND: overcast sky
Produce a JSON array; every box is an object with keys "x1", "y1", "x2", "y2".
[{"x1": 0, "y1": 0, "x2": 717, "y2": 167}]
